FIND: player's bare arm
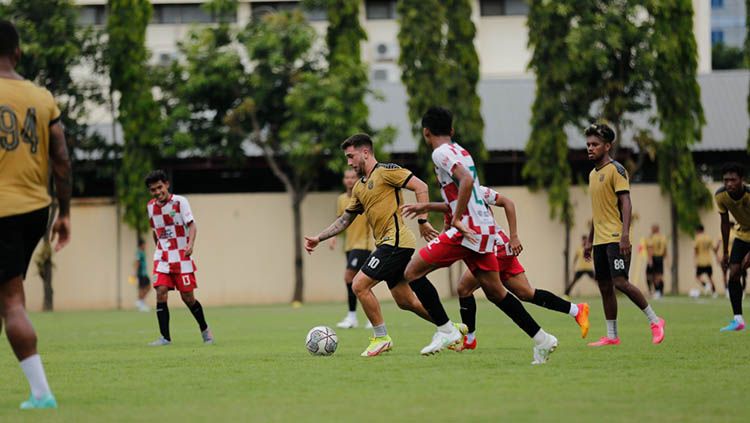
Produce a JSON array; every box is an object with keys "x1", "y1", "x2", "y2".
[
  {"x1": 400, "y1": 202, "x2": 450, "y2": 218},
  {"x1": 403, "y1": 175, "x2": 439, "y2": 241},
  {"x1": 49, "y1": 121, "x2": 72, "y2": 252},
  {"x1": 450, "y1": 164, "x2": 479, "y2": 244},
  {"x1": 618, "y1": 191, "x2": 633, "y2": 257},
  {"x1": 494, "y1": 194, "x2": 523, "y2": 256},
  {"x1": 584, "y1": 225, "x2": 594, "y2": 261},
  {"x1": 305, "y1": 211, "x2": 355, "y2": 253},
  {"x1": 719, "y1": 212, "x2": 731, "y2": 270},
  {"x1": 185, "y1": 221, "x2": 197, "y2": 257}
]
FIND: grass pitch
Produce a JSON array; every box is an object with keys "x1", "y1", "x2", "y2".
[{"x1": 1, "y1": 296, "x2": 749, "y2": 422}]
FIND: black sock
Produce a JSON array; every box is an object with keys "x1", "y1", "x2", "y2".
[
  {"x1": 189, "y1": 300, "x2": 209, "y2": 332},
  {"x1": 459, "y1": 295, "x2": 477, "y2": 333},
  {"x1": 532, "y1": 289, "x2": 572, "y2": 314},
  {"x1": 346, "y1": 283, "x2": 357, "y2": 312},
  {"x1": 729, "y1": 278, "x2": 743, "y2": 316},
  {"x1": 409, "y1": 276, "x2": 449, "y2": 326},
  {"x1": 156, "y1": 301, "x2": 171, "y2": 341},
  {"x1": 491, "y1": 294, "x2": 541, "y2": 338}
]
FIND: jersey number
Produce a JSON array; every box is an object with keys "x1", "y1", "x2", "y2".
[
  {"x1": 181, "y1": 275, "x2": 192, "y2": 286},
  {"x1": 468, "y1": 166, "x2": 485, "y2": 206},
  {"x1": 613, "y1": 259, "x2": 625, "y2": 270},
  {"x1": 368, "y1": 257, "x2": 380, "y2": 269},
  {"x1": 0, "y1": 106, "x2": 39, "y2": 153}
]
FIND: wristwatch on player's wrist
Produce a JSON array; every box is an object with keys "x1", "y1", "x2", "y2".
[{"x1": 418, "y1": 218, "x2": 428, "y2": 225}]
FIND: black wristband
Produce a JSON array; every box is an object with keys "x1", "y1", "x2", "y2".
[{"x1": 418, "y1": 218, "x2": 428, "y2": 225}]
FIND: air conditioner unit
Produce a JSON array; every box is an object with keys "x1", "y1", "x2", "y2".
[
  {"x1": 157, "y1": 52, "x2": 178, "y2": 66},
  {"x1": 373, "y1": 42, "x2": 399, "y2": 62},
  {"x1": 371, "y1": 63, "x2": 399, "y2": 82}
]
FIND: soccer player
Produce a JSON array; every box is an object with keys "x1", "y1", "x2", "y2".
[
  {"x1": 646, "y1": 224, "x2": 667, "y2": 298},
  {"x1": 0, "y1": 20, "x2": 69, "y2": 409},
  {"x1": 401, "y1": 107, "x2": 558, "y2": 364},
  {"x1": 304, "y1": 134, "x2": 461, "y2": 357},
  {"x1": 145, "y1": 170, "x2": 214, "y2": 345},
  {"x1": 583, "y1": 123, "x2": 665, "y2": 346},
  {"x1": 694, "y1": 224, "x2": 716, "y2": 297},
  {"x1": 566, "y1": 235, "x2": 596, "y2": 296},
  {"x1": 134, "y1": 237, "x2": 151, "y2": 311},
  {"x1": 403, "y1": 183, "x2": 590, "y2": 352},
  {"x1": 330, "y1": 169, "x2": 375, "y2": 329},
  {"x1": 715, "y1": 163, "x2": 750, "y2": 331}
]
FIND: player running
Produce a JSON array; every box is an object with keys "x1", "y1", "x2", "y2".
[
  {"x1": 645, "y1": 224, "x2": 667, "y2": 298},
  {"x1": 583, "y1": 123, "x2": 665, "y2": 346},
  {"x1": 330, "y1": 169, "x2": 375, "y2": 329},
  {"x1": 304, "y1": 134, "x2": 464, "y2": 357},
  {"x1": 145, "y1": 170, "x2": 214, "y2": 346},
  {"x1": 694, "y1": 224, "x2": 717, "y2": 297},
  {"x1": 401, "y1": 107, "x2": 558, "y2": 364},
  {"x1": 403, "y1": 183, "x2": 590, "y2": 351},
  {"x1": 715, "y1": 163, "x2": 750, "y2": 332},
  {"x1": 566, "y1": 235, "x2": 596, "y2": 296},
  {"x1": 0, "y1": 20, "x2": 69, "y2": 409}
]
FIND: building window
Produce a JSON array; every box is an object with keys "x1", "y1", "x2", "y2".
[
  {"x1": 152, "y1": 4, "x2": 236, "y2": 24},
  {"x1": 480, "y1": 0, "x2": 529, "y2": 17},
  {"x1": 711, "y1": 30, "x2": 725, "y2": 45},
  {"x1": 77, "y1": 5, "x2": 106, "y2": 26},
  {"x1": 711, "y1": 0, "x2": 724, "y2": 8},
  {"x1": 251, "y1": 2, "x2": 327, "y2": 22},
  {"x1": 365, "y1": 0, "x2": 397, "y2": 20}
]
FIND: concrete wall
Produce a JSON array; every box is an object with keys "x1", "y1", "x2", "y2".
[{"x1": 22, "y1": 183, "x2": 726, "y2": 311}]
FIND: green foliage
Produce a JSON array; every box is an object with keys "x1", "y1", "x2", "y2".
[
  {"x1": 107, "y1": 0, "x2": 161, "y2": 234},
  {"x1": 747, "y1": 0, "x2": 750, "y2": 151},
  {"x1": 524, "y1": 0, "x2": 575, "y2": 224},
  {"x1": 444, "y1": 0, "x2": 486, "y2": 173},
  {"x1": 649, "y1": 0, "x2": 711, "y2": 235},
  {"x1": 711, "y1": 42, "x2": 746, "y2": 70}
]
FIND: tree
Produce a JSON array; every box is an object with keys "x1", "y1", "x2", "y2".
[
  {"x1": 711, "y1": 42, "x2": 746, "y2": 70},
  {"x1": 107, "y1": 0, "x2": 161, "y2": 235},
  {"x1": 227, "y1": 11, "x2": 367, "y2": 303},
  {"x1": 397, "y1": 0, "x2": 450, "y2": 194},
  {"x1": 444, "y1": 0, "x2": 486, "y2": 174},
  {"x1": 524, "y1": 0, "x2": 576, "y2": 290},
  {"x1": 1, "y1": 0, "x2": 106, "y2": 310},
  {"x1": 649, "y1": 0, "x2": 712, "y2": 294},
  {"x1": 747, "y1": 0, "x2": 750, "y2": 151},
  {"x1": 155, "y1": 0, "x2": 248, "y2": 159}
]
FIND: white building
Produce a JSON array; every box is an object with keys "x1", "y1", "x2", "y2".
[{"x1": 710, "y1": 0, "x2": 747, "y2": 48}]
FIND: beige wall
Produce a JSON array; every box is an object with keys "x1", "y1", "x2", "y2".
[{"x1": 23, "y1": 183, "x2": 726, "y2": 311}]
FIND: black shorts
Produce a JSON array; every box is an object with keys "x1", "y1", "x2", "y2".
[
  {"x1": 647, "y1": 256, "x2": 664, "y2": 274},
  {"x1": 0, "y1": 207, "x2": 49, "y2": 283},
  {"x1": 593, "y1": 243, "x2": 630, "y2": 281},
  {"x1": 729, "y1": 238, "x2": 750, "y2": 265},
  {"x1": 345, "y1": 249, "x2": 371, "y2": 271},
  {"x1": 138, "y1": 275, "x2": 151, "y2": 288},
  {"x1": 574, "y1": 270, "x2": 594, "y2": 280},
  {"x1": 696, "y1": 266, "x2": 713, "y2": 277},
  {"x1": 360, "y1": 244, "x2": 414, "y2": 289}
]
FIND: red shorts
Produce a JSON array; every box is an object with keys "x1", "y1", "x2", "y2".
[
  {"x1": 497, "y1": 254, "x2": 525, "y2": 282},
  {"x1": 153, "y1": 272, "x2": 197, "y2": 292},
  {"x1": 419, "y1": 233, "x2": 499, "y2": 273}
]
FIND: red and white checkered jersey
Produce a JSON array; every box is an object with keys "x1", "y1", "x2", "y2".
[
  {"x1": 432, "y1": 142, "x2": 498, "y2": 253},
  {"x1": 147, "y1": 194, "x2": 196, "y2": 274},
  {"x1": 477, "y1": 185, "x2": 515, "y2": 256}
]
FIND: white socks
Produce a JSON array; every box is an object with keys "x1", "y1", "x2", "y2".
[
  {"x1": 568, "y1": 303, "x2": 579, "y2": 317},
  {"x1": 373, "y1": 323, "x2": 387, "y2": 337},
  {"x1": 642, "y1": 305, "x2": 660, "y2": 325},
  {"x1": 466, "y1": 332, "x2": 476, "y2": 343},
  {"x1": 20, "y1": 354, "x2": 52, "y2": 399},
  {"x1": 437, "y1": 321, "x2": 454, "y2": 334},
  {"x1": 347, "y1": 311, "x2": 356, "y2": 320},
  {"x1": 735, "y1": 315, "x2": 745, "y2": 324},
  {"x1": 532, "y1": 329, "x2": 549, "y2": 345},
  {"x1": 606, "y1": 320, "x2": 618, "y2": 339}
]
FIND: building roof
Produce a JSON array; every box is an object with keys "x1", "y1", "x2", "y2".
[{"x1": 368, "y1": 70, "x2": 750, "y2": 153}]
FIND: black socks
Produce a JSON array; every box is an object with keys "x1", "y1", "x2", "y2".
[
  {"x1": 459, "y1": 295, "x2": 477, "y2": 333},
  {"x1": 532, "y1": 289, "x2": 571, "y2": 314},
  {"x1": 189, "y1": 300, "x2": 209, "y2": 332},
  {"x1": 156, "y1": 301, "x2": 171, "y2": 341},
  {"x1": 409, "y1": 276, "x2": 450, "y2": 326},
  {"x1": 346, "y1": 283, "x2": 357, "y2": 312},
  {"x1": 491, "y1": 294, "x2": 541, "y2": 338}
]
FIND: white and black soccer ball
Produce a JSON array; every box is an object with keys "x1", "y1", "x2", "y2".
[{"x1": 305, "y1": 326, "x2": 338, "y2": 356}]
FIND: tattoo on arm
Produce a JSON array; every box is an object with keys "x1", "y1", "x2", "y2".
[
  {"x1": 318, "y1": 211, "x2": 355, "y2": 241},
  {"x1": 49, "y1": 122, "x2": 72, "y2": 216}
]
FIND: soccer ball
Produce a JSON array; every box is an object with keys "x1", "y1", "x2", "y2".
[{"x1": 305, "y1": 326, "x2": 338, "y2": 356}]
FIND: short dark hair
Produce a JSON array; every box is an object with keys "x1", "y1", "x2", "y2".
[
  {"x1": 584, "y1": 122, "x2": 616, "y2": 143},
  {"x1": 341, "y1": 133, "x2": 373, "y2": 151},
  {"x1": 145, "y1": 169, "x2": 169, "y2": 187},
  {"x1": 0, "y1": 20, "x2": 20, "y2": 57},
  {"x1": 421, "y1": 107, "x2": 453, "y2": 136},
  {"x1": 137, "y1": 237, "x2": 145, "y2": 246},
  {"x1": 696, "y1": 224, "x2": 704, "y2": 232},
  {"x1": 721, "y1": 162, "x2": 744, "y2": 179}
]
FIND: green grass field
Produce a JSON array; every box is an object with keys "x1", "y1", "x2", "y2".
[{"x1": 1, "y1": 296, "x2": 749, "y2": 422}]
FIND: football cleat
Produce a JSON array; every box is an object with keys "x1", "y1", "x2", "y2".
[
  {"x1": 720, "y1": 320, "x2": 746, "y2": 332},
  {"x1": 575, "y1": 303, "x2": 590, "y2": 338},
  {"x1": 587, "y1": 336, "x2": 621, "y2": 347},
  {"x1": 361, "y1": 336, "x2": 392, "y2": 357},
  {"x1": 532, "y1": 334, "x2": 558, "y2": 365},
  {"x1": 420, "y1": 327, "x2": 462, "y2": 355},
  {"x1": 148, "y1": 337, "x2": 171, "y2": 346},
  {"x1": 20, "y1": 393, "x2": 57, "y2": 410},
  {"x1": 650, "y1": 318, "x2": 665, "y2": 344}
]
